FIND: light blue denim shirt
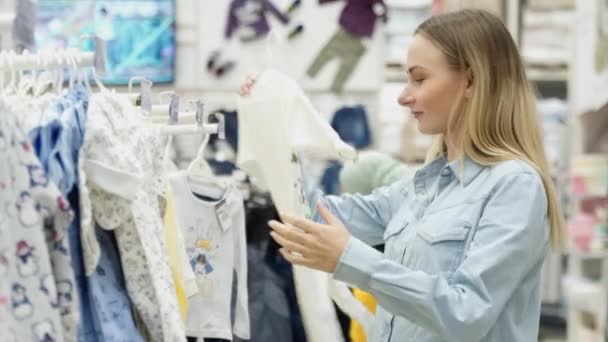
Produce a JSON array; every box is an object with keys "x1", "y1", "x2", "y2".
[{"x1": 310, "y1": 156, "x2": 550, "y2": 342}]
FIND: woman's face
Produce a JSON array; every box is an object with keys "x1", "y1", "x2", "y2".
[{"x1": 398, "y1": 34, "x2": 468, "y2": 135}]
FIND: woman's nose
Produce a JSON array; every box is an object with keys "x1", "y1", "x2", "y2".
[{"x1": 398, "y1": 91, "x2": 415, "y2": 107}]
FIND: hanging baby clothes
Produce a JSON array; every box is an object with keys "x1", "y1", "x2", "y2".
[
  {"x1": 308, "y1": 0, "x2": 386, "y2": 93},
  {"x1": 237, "y1": 68, "x2": 357, "y2": 342},
  {"x1": 306, "y1": 28, "x2": 366, "y2": 94},
  {"x1": 79, "y1": 91, "x2": 185, "y2": 341},
  {"x1": 225, "y1": 0, "x2": 290, "y2": 42},
  {"x1": 87, "y1": 225, "x2": 144, "y2": 341},
  {"x1": 27, "y1": 85, "x2": 92, "y2": 342},
  {"x1": 164, "y1": 188, "x2": 199, "y2": 320},
  {"x1": 319, "y1": 0, "x2": 387, "y2": 38},
  {"x1": 0, "y1": 102, "x2": 76, "y2": 341},
  {"x1": 168, "y1": 171, "x2": 250, "y2": 341}
]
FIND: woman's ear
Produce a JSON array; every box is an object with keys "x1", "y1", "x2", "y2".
[{"x1": 464, "y1": 68, "x2": 474, "y2": 98}]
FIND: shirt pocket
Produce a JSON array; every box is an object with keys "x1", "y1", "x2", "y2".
[{"x1": 413, "y1": 211, "x2": 472, "y2": 273}]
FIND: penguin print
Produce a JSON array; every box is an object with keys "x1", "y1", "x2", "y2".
[
  {"x1": 27, "y1": 164, "x2": 48, "y2": 188},
  {"x1": 56, "y1": 280, "x2": 74, "y2": 315},
  {"x1": 32, "y1": 320, "x2": 57, "y2": 342},
  {"x1": 15, "y1": 240, "x2": 39, "y2": 277},
  {"x1": 22, "y1": 141, "x2": 31, "y2": 152},
  {"x1": 11, "y1": 283, "x2": 34, "y2": 320},
  {"x1": 16, "y1": 191, "x2": 41, "y2": 228},
  {"x1": 39, "y1": 275, "x2": 59, "y2": 308}
]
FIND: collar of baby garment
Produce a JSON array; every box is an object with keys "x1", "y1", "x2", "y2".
[{"x1": 177, "y1": 172, "x2": 236, "y2": 232}]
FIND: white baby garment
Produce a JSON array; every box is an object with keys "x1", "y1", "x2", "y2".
[
  {"x1": 237, "y1": 68, "x2": 357, "y2": 342},
  {"x1": 168, "y1": 171, "x2": 250, "y2": 341}
]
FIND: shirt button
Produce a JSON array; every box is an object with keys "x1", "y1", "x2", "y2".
[{"x1": 441, "y1": 169, "x2": 451, "y2": 176}]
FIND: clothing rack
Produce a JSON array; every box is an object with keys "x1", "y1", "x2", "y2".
[{"x1": 0, "y1": 49, "x2": 95, "y2": 72}]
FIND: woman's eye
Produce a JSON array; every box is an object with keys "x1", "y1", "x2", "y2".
[{"x1": 415, "y1": 78, "x2": 425, "y2": 84}]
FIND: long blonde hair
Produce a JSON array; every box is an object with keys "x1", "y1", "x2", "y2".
[{"x1": 416, "y1": 9, "x2": 565, "y2": 249}]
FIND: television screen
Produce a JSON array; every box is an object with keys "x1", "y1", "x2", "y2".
[{"x1": 36, "y1": 0, "x2": 176, "y2": 85}]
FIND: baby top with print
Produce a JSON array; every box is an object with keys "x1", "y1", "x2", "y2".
[{"x1": 168, "y1": 171, "x2": 249, "y2": 341}]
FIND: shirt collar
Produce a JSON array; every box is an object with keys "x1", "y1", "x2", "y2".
[
  {"x1": 415, "y1": 154, "x2": 485, "y2": 185},
  {"x1": 445, "y1": 154, "x2": 485, "y2": 186}
]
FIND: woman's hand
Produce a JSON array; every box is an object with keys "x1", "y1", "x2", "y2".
[
  {"x1": 239, "y1": 73, "x2": 257, "y2": 96},
  {"x1": 268, "y1": 202, "x2": 351, "y2": 273}
]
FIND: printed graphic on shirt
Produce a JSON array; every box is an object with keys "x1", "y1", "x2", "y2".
[
  {"x1": 31, "y1": 319, "x2": 57, "y2": 342},
  {"x1": 39, "y1": 275, "x2": 59, "y2": 309},
  {"x1": 15, "y1": 240, "x2": 39, "y2": 277},
  {"x1": 292, "y1": 153, "x2": 312, "y2": 219},
  {"x1": 27, "y1": 164, "x2": 49, "y2": 188},
  {"x1": 56, "y1": 280, "x2": 74, "y2": 316},
  {"x1": 189, "y1": 219, "x2": 220, "y2": 299},
  {"x1": 16, "y1": 191, "x2": 41, "y2": 228},
  {"x1": 11, "y1": 283, "x2": 34, "y2": 320}
]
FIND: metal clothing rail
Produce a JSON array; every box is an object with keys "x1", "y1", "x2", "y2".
[{"x1": 0, "y1": 50, "x2": 95, "y2": 72}]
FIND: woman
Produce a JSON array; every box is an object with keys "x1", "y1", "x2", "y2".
[{"x1": 242, "y1": 9, "x2": 564, "y2": 342}]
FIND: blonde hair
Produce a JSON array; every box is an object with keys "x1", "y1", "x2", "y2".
[{"x1": 416, "y1": 9, "x2": 565, "y2": 250}]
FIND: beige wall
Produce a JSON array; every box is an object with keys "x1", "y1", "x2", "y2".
[{"x1": 442, "y1": 0, "x2": 504, "y2": 18}]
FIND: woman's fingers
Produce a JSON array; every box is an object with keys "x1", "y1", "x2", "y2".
[
  {"x1": 239, "y1": 73, "x2": 257, "y2": 96},
  {"x1": 279, "y1": 248, "x2": 314, "y2": 268},
  {"x1": 270, "y1": 231, "x2": 309, "y2": 256},
  {"x1": 268, "y1": 220, "x2": 312, "y2": 247}
]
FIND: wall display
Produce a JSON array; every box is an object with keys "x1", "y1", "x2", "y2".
[
  {"x1": 36, "y1": 0, "x2": 176, "y2": 85},
  {"x1": 196, "y1": 0, "x2": 384, "y2": 92}
]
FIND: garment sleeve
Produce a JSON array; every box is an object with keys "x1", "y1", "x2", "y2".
[
  {"x1": 307, "y1": 177, "x2": 410, "y2": 247},
  {"x1": 332, "y1": 172, "x2": 550, "y2": 342},
  {"x1": 263, "y1": 0, "x2": 290, "y2": 24},
  {"x1": 329, "y1": 279, "x2": 374, "y2": 334},
  {"x1": 232, "y1": 198, "x2": 250, "y2": 339},
  {"x1": 224, "y1": 1, "x2": 239, "y2": 39},
  {"x1": 291, "y1": 91, "x2": 356, "y2": 161}
]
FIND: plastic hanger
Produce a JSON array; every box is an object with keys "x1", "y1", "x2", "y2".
[
  {"x1": 34, "y1": 49, "x2": 55, "y2": 97},
  {"x1": 162, "y1": 92, "x2": 179, "y2": 171},
  {"x1": 187, "y1": 100, "x2": 215, "y2": 179}
]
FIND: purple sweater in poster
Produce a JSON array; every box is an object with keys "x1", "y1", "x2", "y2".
[
  {"x1": 320, "y1": 0, "x2": 387, "y2": 38},
  {"x1": 225, "y1": 0, "x2": 290, "y2": 41}
]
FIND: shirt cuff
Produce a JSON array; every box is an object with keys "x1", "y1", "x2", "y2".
[{"x1": 333, "y1": 237, "x2": 384, "y2": 289}]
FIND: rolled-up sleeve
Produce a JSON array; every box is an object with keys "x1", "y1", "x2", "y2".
[{"x1": 333, "y1": 172, "x2": 550, "y2": 342}]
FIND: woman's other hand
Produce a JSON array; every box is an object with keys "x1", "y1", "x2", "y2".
[
  {"x1": 268, "y1": 202, "x2": 351, "y2": 273},
  {"x1": 239, "y1": 74, "x2": 257, "y2": 96}
]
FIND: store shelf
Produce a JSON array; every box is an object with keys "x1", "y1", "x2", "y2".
[{"x1": 527, "y1": 67, "x2": 569, "y2": 82}]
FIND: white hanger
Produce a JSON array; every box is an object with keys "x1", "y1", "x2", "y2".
[
  {"x1": 80, "y1": 36, "x2": 107, "y2": 92},
  {"x1": 161, "y1": 91, "x2": 178, "y2": 170},
  {"x1": 186, "y1": 100, "x2": 215, "y2": 179},
  {"x1": 34, "y1": 49, "x2": 55, "y2": 97},
  {"x1": 53, "y1": 50, "x2": 64, "y2": 95},
  {"x1": 16, "y1": 50, "x2": 35, "y2": 96}
]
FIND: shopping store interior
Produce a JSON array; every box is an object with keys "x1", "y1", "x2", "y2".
[{"x1": 0, "y1": 0, "x2": 607, "y2": 341}]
